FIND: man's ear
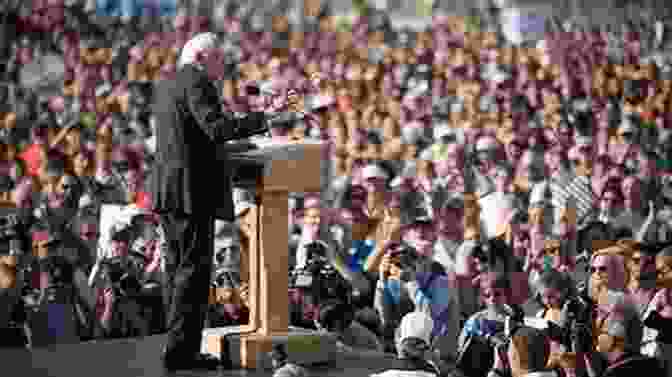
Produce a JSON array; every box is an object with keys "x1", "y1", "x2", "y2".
[{"x1": 195, "y1": 50, "x2": 207, "y2": 65}]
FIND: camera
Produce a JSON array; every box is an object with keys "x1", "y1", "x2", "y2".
[
  {"x1": 388, "y1": 246, "x2": 418, "y2": 274},
  {"x1": 291, "y1": 242, "x2": 329, "y2": 289},
  {"x1": 0, "y1": 213, "x2": 20, "y2": 241},
  {"x1": 213, "y1": 270, "x2": 241, "y2": 289},
  {"x1": 291, "y1": 241, "x2": 350, "y2": 302},
  {"x1": 244, "y1": 80, "x2": 276, "y2": 97},
  {"x1": 38, "y1": 255, "x2": 74, "y2": 303},
  {"x1": 99, "y1": 256, "x2": 141, "y2": 298},
  {"x1": 214, "y1": 239, "x2": 241, "y2": 268}
]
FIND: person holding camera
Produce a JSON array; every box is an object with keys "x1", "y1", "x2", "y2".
[
  {"x1": 0, "y1": 252, "x2": 29, "y2": 348},
  {"x1": 639, "y1": 245, "x2": 672, "y2": 376},
  {"x1": 533, "y1": 269, "x2": 593, "y2": 377},
  {"x1": 207, "y1": 227, "x2": 249, "y2": 328},
  {"x1": 207, "y1": 267, "x2": 249, "y2": 328},
  {"x1": 290, "y1": 240, "x2": 330, "y2": 328},
  {"x1": 488, "y1": 326, "x2": 564, "y2": 377},
  {"x1": 315, "y1": 298, "x2": 383, "y2": 353},
  {"x1": 92, "y1": 226, "x2": 149, "y2": 339},
  {"x1": 375, "y1": 240, "x2": 420, "y2": 353},
  {"x1": 293, "y1": 195, "x2": 370, "y2": 298},
  {"x1": 290, "y1": 240, "x2": 354, "y2": 329},
  {"x1": 25, "y1": 251, "x2": 80, "y2": 347},
  {"x1": 457, "y1": 272, "x2": 519, "y2": 377}
]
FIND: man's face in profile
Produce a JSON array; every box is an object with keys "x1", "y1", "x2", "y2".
[{"x1": 590, "y1": 255, "x2": 610, "y2": 300}]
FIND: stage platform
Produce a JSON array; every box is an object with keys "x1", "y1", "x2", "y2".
[{"x1": 4, "y1": 334, "x2": 396, "y2": 377}]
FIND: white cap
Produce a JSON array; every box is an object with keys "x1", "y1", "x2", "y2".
[
  {"x1": 398, "y1": 312, "x2": 434, "y2": 346},
  {"x1": 362, "y1": 164, "x2": 389, "y2": 180},
  {"x1": 306, "y1": 94, "x2": 335, "y2": 111},
  {"x1": 401, "y1": 124, "x2": 425, "y2": 144},
  {"x1": 529, "y1": 181, "x2": 551, "y2": 206},
  {"x1": 419, "y1": 148, "x2": 434, "y2": 161},
  {"x1": 390, "y1": 176, "x2": 405, "y2": 188},
  {"x1": 573, "y1": 98, "x2": 591, "y2": 112},
  {"x1": 178, "y1": 32, "x2": 218, "y2": 68},
  {"x1": 450, "y1": 101, "x2": 464, "y2": 113},
  {"x1": 619, "y1": 117, "x2": 636, "y2": 134},
  {"x1": 575, "y1": 135, "x2": 593, "y2": 146},
  {"x1": 434, "y1": 123, "x2": 453, "y2": 139},
  {"x1": 475, "y1": 135, "x2": 499, "y2": 152}
]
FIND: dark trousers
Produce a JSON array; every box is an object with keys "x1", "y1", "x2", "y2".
[{"x1": 160, "y1": 211, "x2": 215, "y2": 357}]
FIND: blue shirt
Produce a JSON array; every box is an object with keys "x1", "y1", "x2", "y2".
[
  {"x1": 96, "y1": 0, "x2": 177, "y2": 18},
  {"x1": 347, "y1": 239, "x2": 375, "y2": 273}
]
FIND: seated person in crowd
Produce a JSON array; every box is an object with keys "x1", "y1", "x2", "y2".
[
  {"x1": 372, "y1": 311, "x2": 441, "y2": 377},
  {"x1": 488, "y1": 326, "x2": 563, "y2": 377}
]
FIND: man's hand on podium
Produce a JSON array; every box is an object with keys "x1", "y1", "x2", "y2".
[
  {"x1": 237, "y1": 205, "x2": 256, "y2": 241},
  {"x1": 238, "y1": 282, "x2": 249, "y2": 307}
]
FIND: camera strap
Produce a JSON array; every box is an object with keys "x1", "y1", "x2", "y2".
[{"x1": 418, "y1": 272, "x2": 440, "y2": 301}]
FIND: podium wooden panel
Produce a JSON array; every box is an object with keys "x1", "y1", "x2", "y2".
[{"x1": 204, "y1": 139, "x2": 331, "y2": 369}]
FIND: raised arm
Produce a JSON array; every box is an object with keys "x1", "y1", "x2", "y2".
[{"x1": 186, "y1": 73, "x2": 268, "y2": 143}]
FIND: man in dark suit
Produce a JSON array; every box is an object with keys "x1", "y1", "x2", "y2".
[{"x1": 151, "y1": 32, "x2": 293, "y2": 371}]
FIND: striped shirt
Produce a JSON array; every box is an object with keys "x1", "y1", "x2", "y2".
[{"x1": 548, "y1": 171, "x2": 596, "y2": 227}]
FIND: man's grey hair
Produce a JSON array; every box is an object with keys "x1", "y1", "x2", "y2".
[{"x1": 178, "y1": 32, "x2": 219, "y2": 69}]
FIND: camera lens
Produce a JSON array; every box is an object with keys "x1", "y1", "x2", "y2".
[
  {"x1": 215, "y1": 251, "x2": 226, "y2": 265},
  {"x1": 215, "y1": 274, "x2": 226, "y2": 287}
]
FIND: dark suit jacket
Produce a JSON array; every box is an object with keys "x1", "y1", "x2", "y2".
[
  {"x1": 150, "y1": 65, "x2": 268, "y2": 221},
  {"x1": 600, "y1": 353, "x2": 666, "y2": 377}
]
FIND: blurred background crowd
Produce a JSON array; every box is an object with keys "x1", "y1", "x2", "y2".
[{"x1": 5, "y1": 0, "x2": 672, "y2": 376}]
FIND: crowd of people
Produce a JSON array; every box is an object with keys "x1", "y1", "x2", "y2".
[{"x1": 3, "y1": 0, "x2": 672, "y2": 376}]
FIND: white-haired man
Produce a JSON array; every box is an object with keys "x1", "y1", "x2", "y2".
[{"x1": 151, "y1": 32, "x2": 299, "y2": 371}]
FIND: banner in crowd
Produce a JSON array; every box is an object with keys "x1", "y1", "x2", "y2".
[
  {"x1": 500, "y1": 7, "x2": 548, "y2": 45},
  {"x1": 95, "y1": 0, "x2": 178, "y2": 17}
]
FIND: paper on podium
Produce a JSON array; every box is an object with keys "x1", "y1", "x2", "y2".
[{"x1": 246, "y1": 136, "x2": 322, "y2": 151}]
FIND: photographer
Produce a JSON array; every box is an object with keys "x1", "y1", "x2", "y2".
[
  {"x1": 316, "y1": 299, "x2": 383, "y2": 353},
  {"x1": 92, "y1": 226, "x2": 149, "y2": 339},
  {"x1": 0, "y1": 251, "x2": 29, "y2": 348},
  {"x1": 374, "y1": 242, "x2": 420, "y2": 352},
  {"x1": 487, "y1": 326, "x2": 563, "y2": 377},
  {"x1": 25, "y1": 252, "x2": 80, "y2": 347},
  {"x1": 457, "y1": 272, "x2": 519, "y2": 377},
  {"x1": 290, "y1": 240, "x2": 352, "y2": 329},
  {"x1": 207, "y1": 225, "x2": 250, "y2": 327},
  {"x1": 533, "y1": 269, "x2": 593, "y2": 376},
  {"x1": 207, "y1": 267, "x2": 249, "y2": 327},
  {"x1": 128, "y1": 213, "x2": 165, "y2": 329}
]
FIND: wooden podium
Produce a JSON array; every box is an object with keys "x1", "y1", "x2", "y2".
[{"x1": 203, "y1": 138, "x2": 338, "y2": 369}]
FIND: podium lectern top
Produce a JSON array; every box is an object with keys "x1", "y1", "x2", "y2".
[{"x1": 228, "y1": 138, "x2": 325, "y2": 193}]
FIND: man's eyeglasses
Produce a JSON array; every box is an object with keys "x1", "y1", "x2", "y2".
[{"x1": 482, "y1": 290, "x2": 504, "y2": 299}]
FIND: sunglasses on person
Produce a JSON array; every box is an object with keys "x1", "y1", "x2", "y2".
[
  {"x1": 590, "y1": 265, "x2": 608, "y2": 274},
  {"x1": 482, "y1": 290, "x2": 505, "y2": 299}
]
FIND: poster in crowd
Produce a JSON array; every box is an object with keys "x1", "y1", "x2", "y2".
[{"x1": 500, "y1": 6, "x2": 549, "y2": 45}]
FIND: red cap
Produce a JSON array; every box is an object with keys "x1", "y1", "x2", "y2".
[{"x1": 33, "y1": 231, "x2": 49, "y2": 242}]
